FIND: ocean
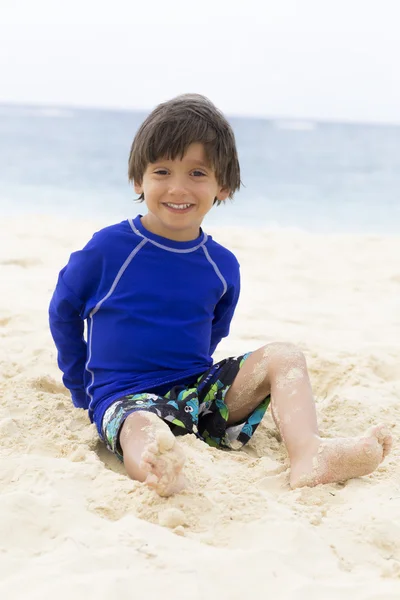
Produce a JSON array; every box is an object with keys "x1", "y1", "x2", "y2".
[{"x1": 0, "y1": 104, "x2": 399, "y2": 234}]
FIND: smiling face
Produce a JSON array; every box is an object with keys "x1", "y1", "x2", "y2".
[{"x1": 134, "y1": 143, "x2": 230, "y2": 241}]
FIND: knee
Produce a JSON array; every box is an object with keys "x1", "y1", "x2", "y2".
[{"x1": 261, "y1": 342, "x2": 306, "y2": 375}]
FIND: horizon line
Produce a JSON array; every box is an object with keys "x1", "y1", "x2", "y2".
[{"x1": 1, "y1": 99, "x2": 400, "y2": 129}]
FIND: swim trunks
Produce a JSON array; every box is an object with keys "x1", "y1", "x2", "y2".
[{"x1": 101, "y1": 353, "x2": 271, "y2": 460}]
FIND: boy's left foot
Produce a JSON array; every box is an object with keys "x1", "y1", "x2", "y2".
[{"x1": 290, "y1": 424, "x2": 392, "y2": 488}]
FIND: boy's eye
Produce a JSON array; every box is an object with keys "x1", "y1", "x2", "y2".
[{"x1": 154, "y1": 169, "x2": 206, "y2": 177}]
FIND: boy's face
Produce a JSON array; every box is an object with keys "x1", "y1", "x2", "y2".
[{"x1": 134, "y1": 143, "x2": 230, "y2": 241}]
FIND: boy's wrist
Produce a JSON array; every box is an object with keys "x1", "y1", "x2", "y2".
[{"x1": 71, "y1": 388, "x2": 88, "y2": 409}]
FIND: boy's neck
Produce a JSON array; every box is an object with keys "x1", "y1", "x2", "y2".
[{"x1": 140, "y1": 214, "x2": 201, "y2": 242}]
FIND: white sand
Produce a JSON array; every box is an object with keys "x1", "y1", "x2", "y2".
[{"x1": 1, "y1": 216, "x2": 399, "y2": 599}]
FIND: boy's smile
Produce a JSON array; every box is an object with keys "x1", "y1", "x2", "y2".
[
  {"x1": 163, "y1": 202, "x2": 194, "y2": 214},
  {"x1": 134, "y1": 143, "x2": 229, "y2": 241}
]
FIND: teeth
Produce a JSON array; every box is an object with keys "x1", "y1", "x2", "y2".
[{"x1": 166, "y1": 203, "x2": 191, "y2": 210}]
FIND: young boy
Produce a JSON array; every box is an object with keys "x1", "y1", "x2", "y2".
[{"x1": 49, "y1": 94, "x2": 392, "y2": 496}]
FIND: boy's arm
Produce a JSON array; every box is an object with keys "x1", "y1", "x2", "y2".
[
  {"x1": 49, "y1": 242, "x2": 102, "y2": 409},
  {"x1": 209, "y1": 265, "x2": 240, "y2": 356}
]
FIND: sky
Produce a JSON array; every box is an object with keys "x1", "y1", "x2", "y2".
[{"x1": 1, "y1": 0, "x2": 400, "y2": 123}]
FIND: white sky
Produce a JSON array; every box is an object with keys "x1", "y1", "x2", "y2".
[{"x1": 1, "y1": 0, "x2": 400, "y2": 123}]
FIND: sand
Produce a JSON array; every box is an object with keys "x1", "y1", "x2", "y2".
[{"x1": 1, "y1": 216, "x2": 399, "y2": 599}]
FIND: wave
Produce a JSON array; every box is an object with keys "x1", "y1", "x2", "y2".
[
  {"x1": 0, "y1": 105, "x2": 74, "y2": 119},
  {"x1": 272, "y1": 119, "x2": 317, "y2": 131}
]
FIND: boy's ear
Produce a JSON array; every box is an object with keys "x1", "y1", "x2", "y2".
[
  {"x1": 216, "y1": 187, "x2": 230, "y2": 202},
  {"x1": 134, "y1": 181, "x2": 143, "y2": 195}
]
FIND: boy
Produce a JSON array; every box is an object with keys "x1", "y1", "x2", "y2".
[{"x1": 49, "y1": 94, "x2": 392, "y2": 497}]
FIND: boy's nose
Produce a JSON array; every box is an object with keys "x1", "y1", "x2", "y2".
[{"x1": 167, "y1": 178, "x2": 188, "y2": 197}]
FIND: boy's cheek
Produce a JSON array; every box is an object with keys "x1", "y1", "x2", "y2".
[{"x1": 146, "y1": 181, "x2": 161, "y2": 194}]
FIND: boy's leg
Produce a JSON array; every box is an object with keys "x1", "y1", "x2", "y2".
[
  {"x1": 119, "y1": 411, "x2": 186, "y2": 497},
  {"x1": 224, "y1": 343, "x2": 392, "y2": 488}
]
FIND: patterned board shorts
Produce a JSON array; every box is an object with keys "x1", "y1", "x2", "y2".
[{"x1": 101, "y1": 353, "x2": 271, "y2": 461}]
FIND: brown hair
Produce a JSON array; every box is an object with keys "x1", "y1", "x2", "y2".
[{"x1": 128, "y1": 93, "x2": 241, "y2": 205}]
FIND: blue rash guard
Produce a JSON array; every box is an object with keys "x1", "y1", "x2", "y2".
[{"x1": 49, "y1": 215, "x2": 240, "y2": 434}]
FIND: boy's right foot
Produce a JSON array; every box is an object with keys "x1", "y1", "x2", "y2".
[
  {"x1": 121, "y1": 411, "x2": 186, "y2": 497},
  {"x1": 141, "y1": 412, "x2": 186, "y2": 496}
]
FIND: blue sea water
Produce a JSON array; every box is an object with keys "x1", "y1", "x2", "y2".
[{"x1": 0, "y1": 104, "x2": 399, "y2": 234}]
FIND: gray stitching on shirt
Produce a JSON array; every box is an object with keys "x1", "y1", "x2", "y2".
[
  {"x1": 86, "y1": 238, "x2": 147, "y2": 405},
  {"x1": 201, "y1": 245, "x2": 228, "y2": 297},
  {"x1": 90, "y1": 238, "x2": 147, "y2": 317},
  {"x1": 128, "y1": 217, "x2": 208, "y2": 253}
]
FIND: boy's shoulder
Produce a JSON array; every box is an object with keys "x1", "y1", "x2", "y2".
[
  {"x1": 205, "y1": 234, "x2": 239, "y2": 265},
  {"x1": 204, "y1": 234, "x2": 240, "y2": 279},
  {"x1": 89, "y1": 220, "x2": 133, "y2": 247},
  {"x1": 82, "y1": 220, "x2": 143, "y2": 258}
]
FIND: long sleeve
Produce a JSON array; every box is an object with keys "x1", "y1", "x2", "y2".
[
  {"x1": 49, "y1": 242, "x2": 103, "y2": 409},
  {"x1": 209, "y1": 266, "x2": 240, "y2": 356}
]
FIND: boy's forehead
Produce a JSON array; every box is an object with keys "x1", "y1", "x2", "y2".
[{"x1": 153, "y1": 143, "x2": 211, "y2": 165}]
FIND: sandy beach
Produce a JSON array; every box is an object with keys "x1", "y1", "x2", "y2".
[{"x1": 1, "y1": 216, "x2": 399, "y2": 600}]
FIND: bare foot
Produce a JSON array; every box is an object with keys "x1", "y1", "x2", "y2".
[
  {"x1": 141, "y1": 415, "x2": 186, "y2": 496},
  {"x1": 290, "y1": 424, "x2": 392, "y2": 488},
  {"x1": 120, "y1": 411, "x2": 186, "y2": 497}
]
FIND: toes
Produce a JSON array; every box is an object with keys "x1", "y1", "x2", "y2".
[
  {"x1": 141, "y1": 450, "x2": 156, "y2": 467},
  {"x1": 381, "y1": 434, "x2": 393, "y2": 459},
  {"x1": 145, "y1": 472, "x2": 159, "y2": 488},
  {"x1": 140, "y1": 444, "x2": 160, "y2": 471},
  {"x1": 367, "y1": 423, "x2": 389, "y2": 441},
  {"x1": 375, "y1": 426, "x2": 393, "y2": 458},
  {"x1": 155, "y1": 429, "x2": 175, "y2": 451},
  {"x1": 139, "y1": 426, "x2": 185, "y2": 496},
  {"x1": 141, "y1": 447, "x2": 185, "y2": 496},
  {"x1": 367, "y1": 424, "x2": 393, "y2": 460}
]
